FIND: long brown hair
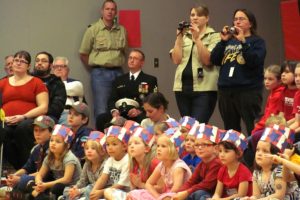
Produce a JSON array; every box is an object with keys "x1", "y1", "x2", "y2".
[
  {"x1": 128, "y1": 137, "x2": 155, "y2": 182},
  {"x1": 47, "y1": 143, "x2": 69, "y2": 166},
  {"x1": 233, "y1": 9, "x2": 257, "y2": 35}
]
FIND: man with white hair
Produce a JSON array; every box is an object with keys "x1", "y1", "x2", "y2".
[
  {"x1": 2, "y1": 55, "x2": 14, "y2": 78},
  {"x1": 52, "y1": 56, "x2": 85, "y2": 125}
]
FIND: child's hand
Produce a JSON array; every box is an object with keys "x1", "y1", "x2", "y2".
[
  {"x1": 69, "y1": 186, "x2": 80, "y2": 199},
  {"x1": 126, "y1": 194, "x2": 133, "y2": 200},
  {"x1": 90, "y1": 190, "x2": 103, "y2": 200},
  {"x1": 172, "y1": 191, "x2": 189, "y2": 200},
  {"x1": 130, "y1": 173, "x2": 142, "y2": 187},
  {"x1": 283, "y1": 147, "x2": 294, "y2": 158},
  {"x1": 31, "y1": 189, "x2": 39, "y2": 197},
  {"x1": 34, "y1": 181, "x2": 47, "y2": 193},
  {"x1": 265, "y1": 154, "x2": 281, "y2": 164}
]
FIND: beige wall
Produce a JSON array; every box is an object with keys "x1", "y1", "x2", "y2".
[{"x1": 0, "y1": 0, "x2": 283, "y2": 128}]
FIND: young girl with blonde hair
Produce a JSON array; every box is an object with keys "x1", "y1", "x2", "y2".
[
  {"x1": 62, "y1": 131, "x2": 107, "y2": 200},
  {"x1": 128, "y1": 127, "x2": 192, "y2": 200}
]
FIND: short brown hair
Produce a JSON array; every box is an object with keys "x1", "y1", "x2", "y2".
[
  {"x1": 130, "y1": 49, "x2": 145, "y2": 61},
  {"x1": 191, "y1": 5, "x2": 209, "y2": 17},
  {"x1": 102, "y1": 0, "x2": 117, "y2": 10}
]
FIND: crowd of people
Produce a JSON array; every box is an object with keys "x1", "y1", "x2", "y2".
[{"x1": 1, "y1": 0, "x2": 300, "y2": 199}]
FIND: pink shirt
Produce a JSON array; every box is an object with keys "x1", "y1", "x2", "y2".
[{"x1": 157, "y1": 159, "x2": 192, "y2": 192}]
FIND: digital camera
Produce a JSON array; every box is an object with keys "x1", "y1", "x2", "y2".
[
  {"x1": 178, "y1": 21, "x2": 190, "y2": 31},
  {"x1": 228, "y1": 26, "x2": 238, "y2": 35}
]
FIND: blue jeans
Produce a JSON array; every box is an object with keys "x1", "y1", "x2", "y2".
[
  {"x1": 62, "y1": 184, "x2": 93, "y2": 199},
  {"x1": 58, "y1": 110, "x2": 69, "y2": 126},
  {"x1": 91, "y1": 67, "x2": 123, "y2": 120},
  {"x1": 188, "y1": 190, "x2": 211, "y2": 200},
  {"x1": 175, "y1": 91, "x2": 217, "y2": 123}
]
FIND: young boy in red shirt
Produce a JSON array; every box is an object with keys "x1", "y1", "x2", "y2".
[{"x1": 172, "y1": 124, "x2": 223, "y2": 200}]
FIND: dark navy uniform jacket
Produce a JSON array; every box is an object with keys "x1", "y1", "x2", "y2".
[{"x1": 22, "y1": 141, "x2": 49, "y2": 173}]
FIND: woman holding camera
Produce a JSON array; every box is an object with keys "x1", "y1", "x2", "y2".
[
  {"x1": 210, "y1": 9, "x2": 266, "y2": 136},
  {"x1": 171, "y1": 5, "x2": 220, "y2": 123}
]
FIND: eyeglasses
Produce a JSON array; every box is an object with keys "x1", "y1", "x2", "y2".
[
  {"x1": 35, "y1": 59, "x2": 49, "y2": 63},
  {"x1": 194, "y1": 143, "x2": 214, "y2": 149},
  {"x1": 52, "y1": 65, "x2": 67, "y2": 70},
  {"x1": 233, "y1": 17, "x2": 248, "y2": 22},
  {"x1": 13, "y1": 59, "x2": 29, "y2": 64}
]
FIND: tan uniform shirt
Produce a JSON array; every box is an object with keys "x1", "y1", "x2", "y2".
[
  {"x1": 172, "y1": 26, "x2": 220, "y2": 92},
  {"x1": 79, "y1": 18, "x2": 127, "y2": 67}
]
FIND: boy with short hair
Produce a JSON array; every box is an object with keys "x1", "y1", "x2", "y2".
[
  {"x1": 67, "y1": 101, "x2": 92, "y2": 163},
  {"x1": 172, "y1": 124, "x2": 223, "y2": 200},
  {"x1": 182, "y1": 133, "x2": 201, "y2": 173},
  {"x1": 6, "y1": 115, "x2": 54, "y2": 192},
  {"x1": 89, "y1": 126, "x2": 131, "y2": 200}
]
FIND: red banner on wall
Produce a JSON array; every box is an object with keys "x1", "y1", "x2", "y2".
[
  {"x1": 280, "y1": 0, "x2": 300, "y2": 60},
  {"x1": 119, "y1": 10, "x2": 141, "y2": 48}
]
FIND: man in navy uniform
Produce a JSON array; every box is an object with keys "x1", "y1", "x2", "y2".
[{"x1": 96, "y1": 49, "x2": 157, "y2": 131}]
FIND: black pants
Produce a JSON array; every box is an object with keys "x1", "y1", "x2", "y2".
[
  {"x1": 0, "y1": 119, "x2": 34, "y2": 169},
  {"x1": 175, "y1": 91, "x2": 217, "y2": 123},
  {"x1": 218, "y1": 88, "x2": 262, "y2": 136}
]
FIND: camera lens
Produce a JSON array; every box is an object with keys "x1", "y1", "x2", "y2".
[
  {"x1": 228, "y1": 27, "x2": 237, "y2": 35},
  {"x1": 178, "y1": 21, "x2": 190, "y2": 31}
]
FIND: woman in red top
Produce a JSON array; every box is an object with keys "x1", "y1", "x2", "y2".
[{"x1": 0, "y1": 50, "x2": 48, "y2": 169}]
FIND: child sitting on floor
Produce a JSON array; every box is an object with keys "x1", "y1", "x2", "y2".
[
  {"x1": 210, "y1": 130, "x2": 252, "y2": 199},
  {"x1": 7, "y1": 116, "x2": 54, "y2": 196},
  {"x1": 67, "y1": 102, "x2": 93, "y2": 164},
  {"x1": 30, "y1": 124, "x2": 82, "y2": 199},
  {"x1": 128, "y1": 126, "x2": 192, "y2": 200},
  {"x1": 89, "y1": 126, "x2": 131, "y2": 200},
  {"x1": 172, "y1": 123, "x2": 223, "y2": 200},
  {"x1": 181, "y1": 123, "x2": 202, "y2": 172},
  {"x1": 62, "y1": 131, "x2": 107, "y2": 200},
  {"x1": 242, "y1": 126, "x2": 298, "y2": 199}
]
